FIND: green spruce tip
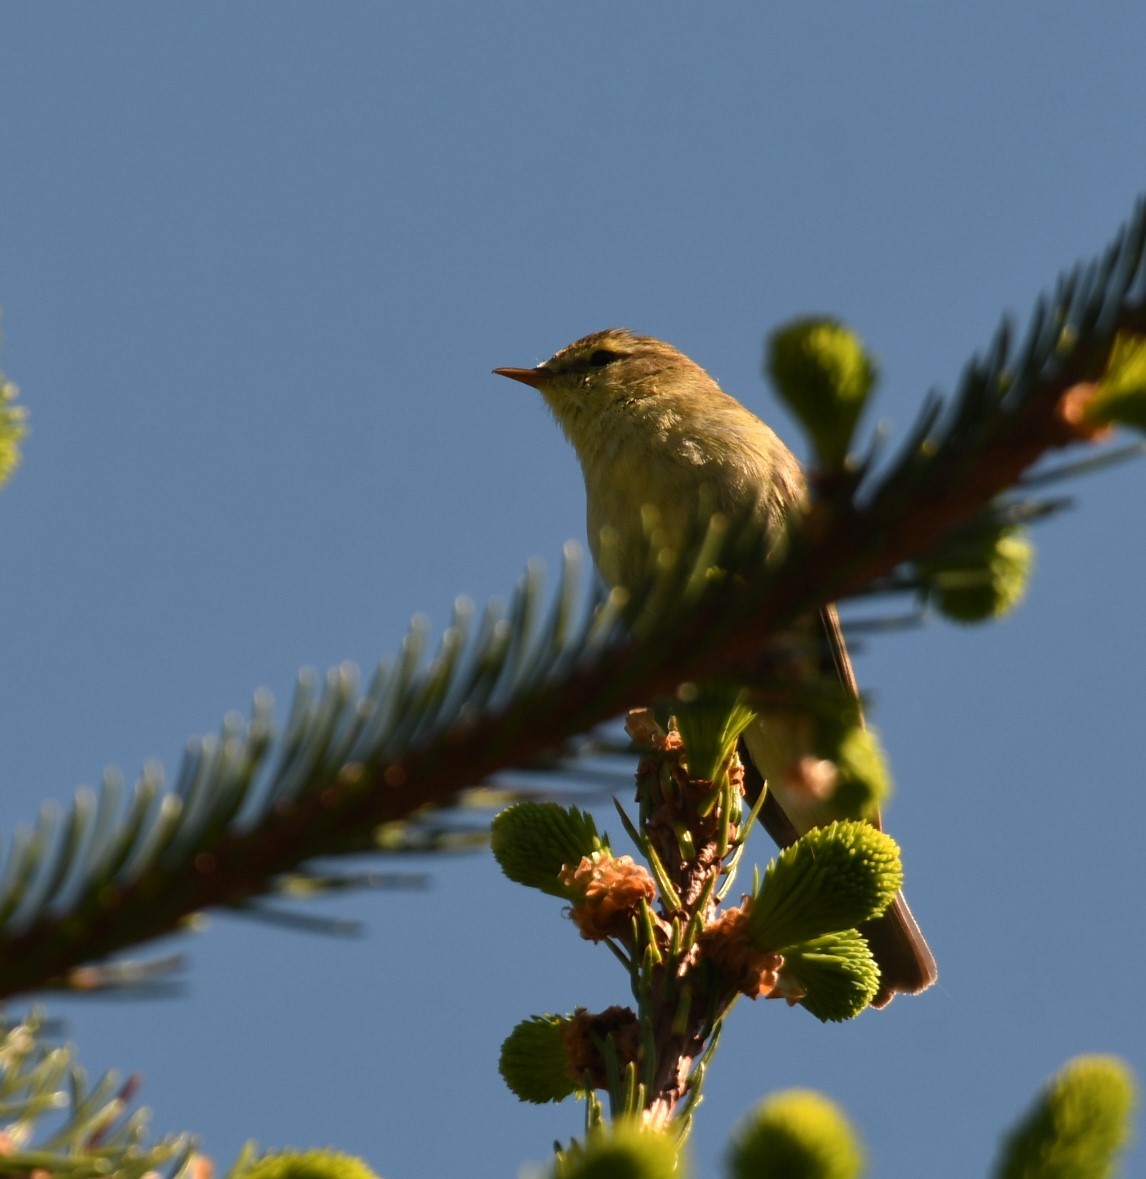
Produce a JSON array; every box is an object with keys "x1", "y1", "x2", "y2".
[
  {"x1": 672, "y1": 683, "x2": 757, "y2": 783},
  {"x1": 500, "y1": 1015, "x2": 581, "y2": 1104},
  {"x1": 491, "y1": 802, "x2": 606, "y2": 897},
  {"x1": 554, "y1": 1123, "x2": 685, "y2": 1179},
  {"x1": 814, "y1": 722, "x2": 892, "y2": 823},
  {"x1": 916, "y1": 515, "x2": 1034, "y2": 624},
  {"x1": 1085, "y1": 331, "x2": 1146, "y2": 431},
  {"x1": 779, "y1": 930, "x2": 881, "y2": 1022},
  {"x1": 728, "y1": 1088, "x2": 866, "y2": 1179},
  {"x1": 766, "y1": 318, "x2": 878, "y2": 469},
  {"x1": 234, "y1": 1150, "x2": 380, "y2": 1179},
  {"x1": 993, "y1": 1055, "x2": 1138, "y2": 1179},
  {"x1": 0, "y1": 372, "x2": 27, "y2": 488},
  {"x1": 748, "y1": 820, "x2": 902, "y2": 951}
]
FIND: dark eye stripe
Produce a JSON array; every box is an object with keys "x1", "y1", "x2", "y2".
[{"x1": 587, "y1": 349, "x2": 623, "y2": 367}]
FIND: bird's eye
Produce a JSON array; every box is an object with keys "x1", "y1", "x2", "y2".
[{"x1": 586, "y1": 349, "x2": 623, "y2": 368}]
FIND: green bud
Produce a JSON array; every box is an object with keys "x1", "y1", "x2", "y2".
[
  {"x1": 555, "y1": 1123, "x2": 686, "y2": 1179},
  {"x1": 819, "y1": 723, "x2": 892, "y2": 823},
  {"x1": 779, "y1": 929, "x2": 881, "y2": 1022},
  {"x1": 673, "y1": 684, "x2": 757, "y2": 783},
  {"x1": 993, "y1": 1055, "x2": 1138, "y2": 1179},
  {"x1": 728, "y1": 1089, "x2": 866, "y2": 1179},
  {"x1": 766, "y1": 318, "x2": 877, "y2": 469},
  {"x1": 499, "y1": 1014, "x2": 582, "y2": 1104},
  {"x1": 236, "y1": 1150, "x2": 380, "y2": 1179},
  {"x1": 1085, "y1": 331, "x2": 1146, "y2": 432},
  {"x1": 749, "y1": 821, "x2": 903, "y2": 951},
  {"x1": 917, "y1": 519, "x2": 1033, "y2": 624},
  {"x1": 0, "y1": 373, "x2": 26, "y2": 489},
  {"x1": 491, "y1": 802, "x2": 606, "y2": 897}
]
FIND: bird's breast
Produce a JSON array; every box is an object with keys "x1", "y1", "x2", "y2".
[{"x1": 581, "y1": 440, "x2": 783, "y2": 590}]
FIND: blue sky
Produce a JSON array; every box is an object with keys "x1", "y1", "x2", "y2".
[{"x1": 2, "y1": 5, "x2": 1144, "y2": 1177}]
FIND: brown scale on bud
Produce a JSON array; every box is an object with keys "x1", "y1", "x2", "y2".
[
  {"x1": 560, "y1": 1006, "x2": 641, "y2": 1089},
  {"x1": 727, "y1": 756, "x2": 746, "y2": 797},
  {"x1": 558, "y1": 852, "x2": 656, "y2": 941},
  {"x1": 625, "y1": 707, "x2": 668, "y2": 748},
  {"x1": 1053, "y1": 382, "x2": 1115, "y2": 444},
  {"x1": 698, "y1": 902, "x2": 785, "y2": 1000},
  {"x1": 786, "y1": 755, "x2": 840, "y2": 803}
]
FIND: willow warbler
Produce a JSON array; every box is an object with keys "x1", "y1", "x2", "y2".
[{"x1": 495, "y1": 328, "x2": 936, "y2": 1006}]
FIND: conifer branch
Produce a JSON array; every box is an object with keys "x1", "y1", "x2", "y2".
[
  {"x1": 0, "y1": 1013, "x2": 195, "y2": 1177},
  {"x1": 1, "y1": 200, "x2": 1144, "y2": 1000}
]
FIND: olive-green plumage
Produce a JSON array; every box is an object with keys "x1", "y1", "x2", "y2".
[
  {"x1": 496, "y1": 329, "x2": 936, "y2": 1004},
  {"x1": 500, "y1": 329, "x2": 802, "y2": 587}
]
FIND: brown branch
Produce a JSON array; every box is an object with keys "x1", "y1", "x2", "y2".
[{"x1": 0, "y1": 289, "x2": 1142, "y2": 1000}]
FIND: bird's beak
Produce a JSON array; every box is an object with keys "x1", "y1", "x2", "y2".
[{"x1": 493, "y1": 366, "x2": 546, "y2": 388}]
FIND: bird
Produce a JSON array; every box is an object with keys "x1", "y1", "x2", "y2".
[{"x1": 494, "y1": 327, "x2": 936, "y2": 1007}]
